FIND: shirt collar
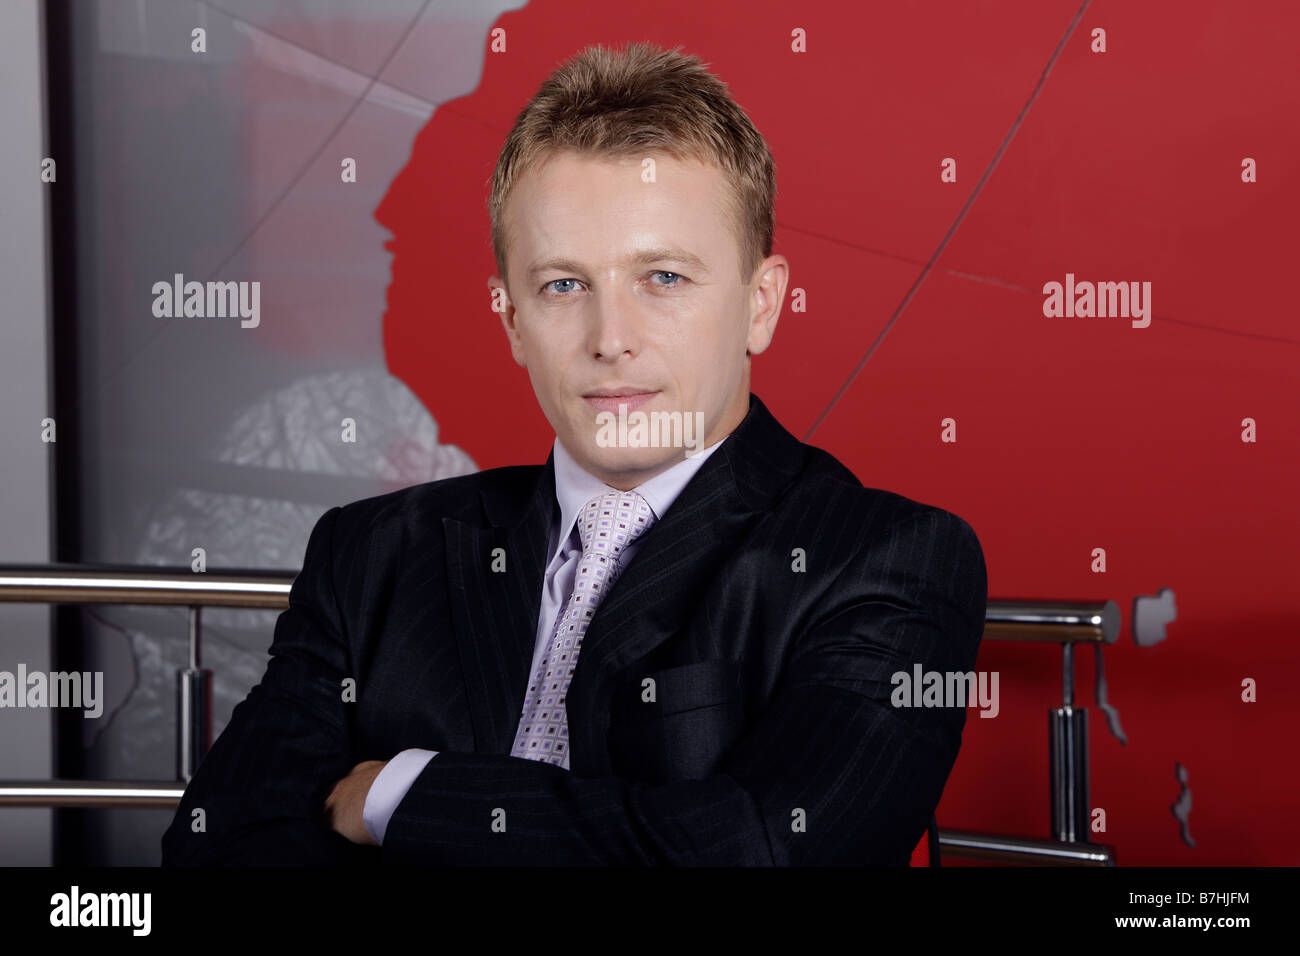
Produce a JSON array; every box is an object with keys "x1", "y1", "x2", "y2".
[{"x1": 549, "y1": 434, "x2": 727, "y2": 566}]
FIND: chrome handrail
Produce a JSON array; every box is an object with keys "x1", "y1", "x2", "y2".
[
  {"x1": 0, "y1": 781, "x2": 185, "y2": 808},
  {"x1": 939, "y1": 829, "x2": 1113, "y2": 866},
  {"x1": 983, "y1": 599, "x2": 1119, "y2": 644},
  {"x1": 0, "y1": 566, "x2": 293, "y2": 608},
  {"x1": 0, "y1": 564, "x2": 1118, "y2": 865},
  {"x1": 0, "y1": 566, "x2": 1120, "y2": 641}
]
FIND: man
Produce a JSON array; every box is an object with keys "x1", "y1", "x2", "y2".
[{"x1": 161, "y1": 41, "x2": 986, "y2": 866}]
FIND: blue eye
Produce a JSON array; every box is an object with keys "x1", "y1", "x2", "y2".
[
  {"x1": 543, "y1": 278, "x2": 580, "y2": 295},
  {"x1": 652, "y1": 271, "x2": 683, "y2": 286}
]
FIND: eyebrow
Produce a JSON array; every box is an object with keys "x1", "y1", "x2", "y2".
[{"x1": 525, "y1": 247, "x2": 710, "y2": 280}]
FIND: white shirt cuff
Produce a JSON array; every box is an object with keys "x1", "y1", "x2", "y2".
[{"x1": 362, "y1": 748, "x2": 438, "y2": 845}]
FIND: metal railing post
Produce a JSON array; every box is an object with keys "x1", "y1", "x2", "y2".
[
  {"x1": 1049, "y1": 641, "x2": 1090, "y2": 842},
  {"x1": 177, "y1": 606, "x2": 212, "y2": 783}
]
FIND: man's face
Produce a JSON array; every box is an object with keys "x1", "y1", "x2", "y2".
[{"x1": 488, "y1": 149, "x2": 787, "y2": 490}]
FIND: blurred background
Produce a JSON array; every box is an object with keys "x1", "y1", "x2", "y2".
[{"x1": 0, "y1": 0, "x2": 1296, "y2": 865}]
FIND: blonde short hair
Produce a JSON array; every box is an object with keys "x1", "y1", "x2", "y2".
[{"x1": 488, "y1": 41, "x2": 777, "y2": 286}]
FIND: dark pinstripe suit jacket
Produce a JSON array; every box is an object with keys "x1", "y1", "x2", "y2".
[{"x1": 161, "y1": 392, "x2": 986, "y2": 866}]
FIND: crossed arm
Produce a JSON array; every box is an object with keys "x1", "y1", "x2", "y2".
[{"x1": 162, "y1": 504, "x2": 986, "y2": 866}]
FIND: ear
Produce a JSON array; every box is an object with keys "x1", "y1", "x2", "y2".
[
  {"x1": 489, "y1": 275, "x2": 527, "y2": 367},
  {"x1": 745, "y1": 254, "x2": 789, "y2": 357}
]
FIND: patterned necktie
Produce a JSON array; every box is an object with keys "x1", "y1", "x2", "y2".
[{"x1": 510, "y1": 489, "x2": 656, "y2": 768}]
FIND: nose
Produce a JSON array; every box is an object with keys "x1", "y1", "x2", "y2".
[{"x1": 587, "y1": 280, "x2": 641, "y2": 360}]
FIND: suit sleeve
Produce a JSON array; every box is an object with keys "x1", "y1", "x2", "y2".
[
  {"x1": 160, "y1": 506, "x2": 377, "y2": 866},
  {"x1": 379, "y1": 506, "x2": 988, "y2": 865}
]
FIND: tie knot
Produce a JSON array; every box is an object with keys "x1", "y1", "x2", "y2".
[{"x1": 577, "y1": 490, "x2": 655, "y2": 562}]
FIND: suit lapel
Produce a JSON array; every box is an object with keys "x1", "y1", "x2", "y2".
[
  {"x1": 443, "y1": 459, "x2": 555, "y2": 755},
  {"x1": 573, "y1": 393, "x2": 805, "y2": 671},
  {"x1": 441, "y1": 393, "x2": 806, "y2": 767},
  {"x1": 565, "y1": 393, "x2": 805, "y2": 771}
]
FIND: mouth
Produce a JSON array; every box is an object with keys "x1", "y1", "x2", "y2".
[{"x1": 582, "y1": 388, "x2": 660, "y2": 413}]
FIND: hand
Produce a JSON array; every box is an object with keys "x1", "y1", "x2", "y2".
[{"x1": 324, "y1": 759, "x2": 388, "y2": 845}]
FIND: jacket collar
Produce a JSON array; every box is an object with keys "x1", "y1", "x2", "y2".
[{"x1": 479, "y1": 392, "x2": 803, "y2": 529}]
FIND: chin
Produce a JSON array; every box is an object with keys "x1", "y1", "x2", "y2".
[
  {"x1": 587, "y1": 442, "x2": 671, "y2": 467},
  {"x1": 583, "y1": 442, "x2": 683, "y2": 478}
]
